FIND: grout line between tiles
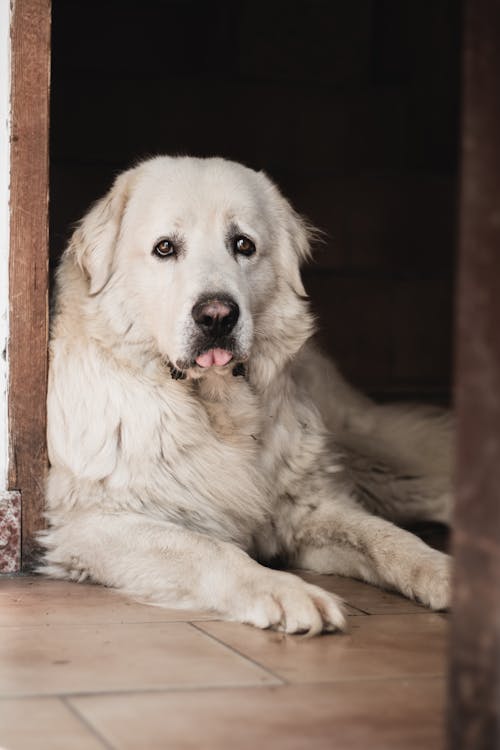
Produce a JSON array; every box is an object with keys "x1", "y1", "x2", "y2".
[
  {"x1": 0, "y1": 674, "x2": 446, "y2": 702},
  {"x1": 345, "y1": 604, "x2": 371, "y2": 615},
  {"x1": 345, "y1": 609, "x2": 447, "y2": 618},
  {"x1": 188, "y1": 621, "x2": 289, "y2": 685},
  {"x1": 0, "y1": 611, "x2": 447, "y2": 632},
  {"x1": 0, "y1": 617, "x2": 218, "y2": 628},
  {"x1": 0, "y1": 682, "x2": 287, "y2": 701},
  {"x1": 61, "y1": 695, "x2": 116, "y2": 750}
]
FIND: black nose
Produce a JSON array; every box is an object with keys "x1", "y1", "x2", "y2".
[{"x1": 191, "y1": 296, "x2": 240, "y2": 336}]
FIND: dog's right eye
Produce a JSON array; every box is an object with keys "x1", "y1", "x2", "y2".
[
  {"x1": 153, "y1": 239, "x2": 176, "y2": 258},
  {"x1": 233, "y1": 235, "x2": 256, "y2": 257}
]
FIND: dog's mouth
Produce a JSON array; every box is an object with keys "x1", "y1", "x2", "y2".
[
  {"x1": 167, "y1": 328, "x2": 251, "y2": 379},
  {"x1": 195, "y1": 348, "x2": 233, "y2": 368},
  {"x1": 190, "y1": 333, "x2": 241, "y2": 371},
  {"x1": 169, "y1": 340, "x2": 247, "y2": 380}
]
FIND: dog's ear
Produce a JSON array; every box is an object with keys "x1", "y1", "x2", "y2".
[
  {"x1": 258, "y1": 170, "x2": 319, "y2": 267},
  {"x1": 285, "y1": 207, "x2": 318, "y2": 266},
  {"x1": 71, "y1": 170, "x2": 133, "y2": 296},
  {"x1": 280, "y1": 202, "x2": 323, "y2": 298}
]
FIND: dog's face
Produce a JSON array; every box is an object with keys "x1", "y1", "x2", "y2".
[{"x1": 73, "y1": 156, "x2": 314, "y2": 382}]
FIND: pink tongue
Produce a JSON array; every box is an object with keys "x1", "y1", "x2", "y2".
[{"x1": 195, "y1": 348, "x2": 233, "y2": 368}]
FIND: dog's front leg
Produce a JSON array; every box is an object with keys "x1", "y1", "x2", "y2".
[
  {"x1": 41, "y1": 512, "x2": 346, "y2": 635},
  {"x1": 290, "y1": 501, "x2": 450, "y2": 610}
]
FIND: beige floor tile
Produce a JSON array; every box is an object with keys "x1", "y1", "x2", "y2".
[
  {"x1": 295, "y1": 570, "x2": 430, "y2": 614},
  {"x1": 197, "y1": 612, "x2": 447, "y2": 683},
  {"x1": 0, "y1": 621, "x2": 279, "y2": 697},
  {"x1": 0, "y1": 697, "x2": 106, "y2": 750},
  {"x1": 0, "y1": 576, "x2": 215, "y2": 626},
  {"x1": 70, "y1": 678, "x2": 445, "y2": 750}
]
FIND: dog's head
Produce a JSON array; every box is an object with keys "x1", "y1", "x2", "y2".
[{"x1": 70, "y1": 156, "x2": 316, "y2": 385}]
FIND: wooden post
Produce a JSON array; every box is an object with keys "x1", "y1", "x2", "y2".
[
  {"x1": 8, "y1": 0, "x2": 51, "y2": 568},
  {"x1": 450, "y1": 0, "x2": 500, "y2": 747}
]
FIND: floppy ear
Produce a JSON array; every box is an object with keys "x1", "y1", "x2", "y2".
[
  {"x1": 71, "y1": 170, "x2": 133, "y2": 295},
  {"x1": 280, "y1": 203, "x2": 323, "y2": 298},
  {"x1": 249, "y1": 172, "x2": 318, "y2": 388},
  {"x1": 258, "y1": 170, "x2": 319, "y2": 275},
  {"x1": 286, "y1": 207, "x2": 316, "y2": 266}
]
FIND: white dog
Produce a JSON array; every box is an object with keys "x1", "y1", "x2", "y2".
[{"x1": 42, "y1": 156, "x2": 452, "y2": 635}]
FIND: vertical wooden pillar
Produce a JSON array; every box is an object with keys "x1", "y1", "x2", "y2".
[
  {"x1": 450, "y1": 0, "x2": 500, "y2": 747},
  {"x1": 8, "y1": 0, "x2": 51, "y2": 568}
]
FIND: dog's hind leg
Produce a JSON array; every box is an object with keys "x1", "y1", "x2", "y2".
[
  {"x1": 343, "y1": 448, "x2": 453, "y2": 525},
  {"x1": 289, "y1": 498, "x2": 451, "y2": 610},
  {"x1": 335, "y1": 403, "x2": 454, "y2": 526}
]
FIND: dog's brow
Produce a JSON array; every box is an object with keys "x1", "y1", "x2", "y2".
[
  {"x1": 225, "y1": 220, "x2": 241, "y2": 239},
  {"x1": 225, "y1": 220, "x2": 257, "y2": 246}
]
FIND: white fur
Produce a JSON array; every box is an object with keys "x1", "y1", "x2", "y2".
[{"x1": 41, "y1": 156, "x2": 452, "y2": 635}]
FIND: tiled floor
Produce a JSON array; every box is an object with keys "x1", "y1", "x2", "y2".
[{"x1": 0, "y1": 573, "x2": 448, "y2": 750}]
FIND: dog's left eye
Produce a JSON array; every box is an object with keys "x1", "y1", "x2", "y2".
[
  {"x1": 153, "y1": 239, "x2": 176, "y2": 258},
  {"x1": 233, "y1": 236, "x2": 256, "y2": 257}
]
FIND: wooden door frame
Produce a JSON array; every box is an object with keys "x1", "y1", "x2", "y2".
[
  {"x1": 7, "y1": 0, "x2": 51, "y2": 569},
  {"x1": 449, "y1": 1, "x2": 500, "y2": 747}
]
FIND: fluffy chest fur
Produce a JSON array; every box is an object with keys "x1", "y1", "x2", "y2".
[{"x1": 47, "y1": 334, "x2": 332, "y2": 553}]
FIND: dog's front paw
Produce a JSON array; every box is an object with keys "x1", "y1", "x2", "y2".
[
  {"x1": 230, "y1": 570, "x2": 347, "y2": 636},
  {"x1": 408, "y1": 550, "x2": 451, "y2": 611}
]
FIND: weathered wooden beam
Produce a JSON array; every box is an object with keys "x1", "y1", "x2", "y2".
[
  {"x1": 8, "y1": 0, "x2": 51, "y2": 568},
  {"x1": 450, "y1": 0, "x2": 500, "y2": 747}
]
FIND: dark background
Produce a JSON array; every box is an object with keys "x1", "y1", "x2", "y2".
[{"x1": 50, "y1": 0, "x2": 461, "y2": 402}]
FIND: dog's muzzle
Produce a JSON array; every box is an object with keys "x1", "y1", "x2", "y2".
[{"x1": 188, "y1": 294, "x2": 241, "y2": 369}]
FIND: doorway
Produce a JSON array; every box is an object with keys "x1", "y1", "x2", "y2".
[{"x1": 50, "y1": 0, "x2": 460, "y2": 404}]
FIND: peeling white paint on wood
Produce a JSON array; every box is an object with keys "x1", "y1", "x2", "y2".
[{"x1": 0, "y1": 0, "x2": 12, "y2": 491}]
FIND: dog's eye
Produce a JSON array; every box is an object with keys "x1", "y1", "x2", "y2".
[
  {"x1": 153, "y1": 239, "x2": 176, "y2": 258},
  {"x1": 234, "y1": 236, "x2": 256, "y2": 257}
]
